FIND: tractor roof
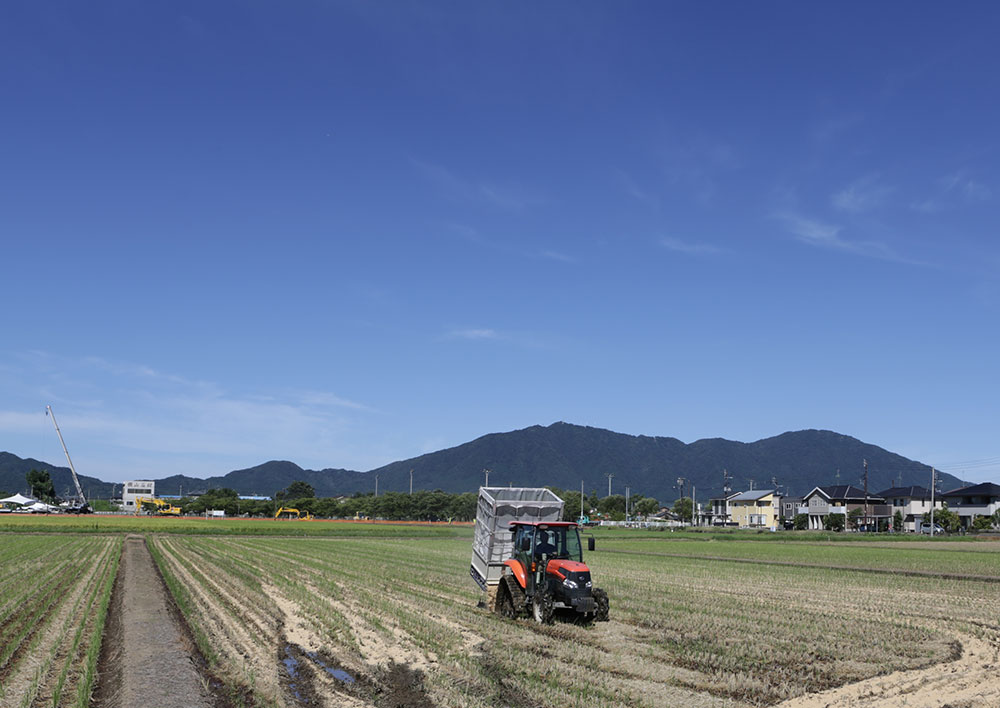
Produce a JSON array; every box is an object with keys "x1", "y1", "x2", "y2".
[{"x1": 509, "y1": 521, "x2": 579, "y2": 528}]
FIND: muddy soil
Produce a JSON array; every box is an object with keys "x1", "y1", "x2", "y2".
[{"x1": 95, "y1": 535, "x2": 213, "y2": 708}]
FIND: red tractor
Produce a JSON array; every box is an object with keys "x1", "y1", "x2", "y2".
[{"x1": 495, "y1": 520, "x2": 609, "y2": 624}]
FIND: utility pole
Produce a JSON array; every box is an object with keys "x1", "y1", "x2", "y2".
[
  {"x1": 409, "y1": 469, "x2": 413, "y2": 495},
  {"x1": 930, "y1": 467, "x2": 936, "y2": 537},
  {"x1": 375, "y1": 473, "x2": 379, "y2": 498},
  {"x1": 625, "y1": 486, "x2": 630, "y2": 522},
  {"x1": 580, "y1": 480, "x2": 584, "y2": 521},
  {"x1": 863, "y1": 459, "x2": 869, "y2": 532},
  {"x1": 606, "y1": 472, "x2": 614, "y2": 497},
  {"x1": 722, "y1": 469, "x2": 732, "y2": 525},
  {"x1": 692, "y1": 485, "x2": 696, "y2": 526}
]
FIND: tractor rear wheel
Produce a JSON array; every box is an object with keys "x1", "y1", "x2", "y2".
[
  {"x1": 495, "y1": 580, "x2": 516, "y2": 618},
  {"x1": 593, "y1": 587, "x2": 609, "y2": 622},
  {"x1": 531, "y1": 590, "x2": 554, "y2": 624},
  {"x1": 499, "y1": 573, "x2": 525, "y2": 619}
]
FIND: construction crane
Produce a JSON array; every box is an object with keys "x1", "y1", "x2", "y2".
[{"x1": 45, "y1": 406, "x2": 91, "y2": 514}]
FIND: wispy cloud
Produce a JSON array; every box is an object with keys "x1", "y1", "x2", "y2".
[
  {"x1": 444, "y1": 223, "x2": 578, "y2": 266},
  {"x1": 411, "y1": 158, "x2": 543, "y2": 210},
  {"x1": 614, "y1": 169, "x2": 659, "y2": 207},
  {"x1": 660, "y1": 236, "x2": 726, "y2": 256},
  {"x1": 656, "y1": 135, "x2": 740, "y2": 205},
  {"x1": 447, "y1": 328, "x2": 500, "y2": 341},
  {"x1": 0, "y1": 353, "x2": 381, "y2": 478},
  {"x1": 912, "y1": 170, "x2": 993, "y2": 212},
  {"x1": 832, "y1": 174, "x2": 894, "y2": 213},
  {"x1": 538, "y1": 250, "x2": 576, "y2": 263},
  {"x1": 775, "y1": 212, "x2": 923, "y2": 265}
]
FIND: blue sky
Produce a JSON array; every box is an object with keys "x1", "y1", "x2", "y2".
[{"x1": 2, "y1": 2, "x2": 999, "y2": 485}]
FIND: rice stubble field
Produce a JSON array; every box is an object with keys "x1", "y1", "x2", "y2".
[{"x1": 1, "y1": 519, "x2": 998, "y2": 707}]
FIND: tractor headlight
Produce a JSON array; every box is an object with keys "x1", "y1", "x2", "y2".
[{"x1": 563, "y1": 578, "x2": 578, "y2": 589}]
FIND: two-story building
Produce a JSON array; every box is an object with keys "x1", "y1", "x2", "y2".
[
  {"x1": 939, "y1": 483, "x2": 1000, "y2": 529},
  {"x1": 876, "y1": 486, "x2": 941, "y2": 532},
  {"x1": 122, "y1": 480, "x2": 155, "y2": 510},
  {"x1": 779, "y1": 496, "x2": 804, "y2": 527},
  {"x1": 801, "y1": 485, "x2": 890, "y2": 531},
  {"x1": 729, "y1": 490, "x2": 781, "y2": 530},
  {"x1": 705, "y1": 492, "x2": 740, "y2": 526}
]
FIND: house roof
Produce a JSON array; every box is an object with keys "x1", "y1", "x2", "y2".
[
  {"x1": 730, "y1": 489, "x2": 776, "y2": 502},
  {"x1": 805, "y1": 485, "x2": 885, "y2": 502},
  {"x1": 940, "y1": 482, "x2": 1000, "y2": 497},
  {"x1": 876, "y1": 486, "x2": 932, "y2": 500}
]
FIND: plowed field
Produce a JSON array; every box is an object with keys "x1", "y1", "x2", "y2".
[{"x1": 146, "y1": 534, "x2": 1000, "y2": 708}]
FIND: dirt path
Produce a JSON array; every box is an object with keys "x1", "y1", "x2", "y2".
[
  {"x1": 97, "y1": 535, "x2": 212, "y2": 708},
  {"x1": 777, "y1": 624, "x2": 1000, "y2": 708}
]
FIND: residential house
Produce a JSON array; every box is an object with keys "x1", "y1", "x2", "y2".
[
  {"x1": 779, "y1": 496, "x2": 804, "y2": 527},
  {"x1": 939, "y1": 483, "x2": 1000, "y2": 529},
  {"x1": 729, "y1": 489, "x2": 781, "y2": 530},
  {"x1": 705, "y1": 492, "x2": 740, "y2": 526},
  {"x1": 801, "y1": 486, "x2": 889, "y2": 531},
  {"x1": 876, "y1": 486, "x2": 942, "y2": 532}
]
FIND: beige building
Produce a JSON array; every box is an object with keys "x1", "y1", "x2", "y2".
[{"x1": 729, "y1": 490, "x2": 780, "y2": 530}]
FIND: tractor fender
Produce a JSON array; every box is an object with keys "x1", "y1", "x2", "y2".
[{"x1": 503, "y1": 559, "x2": 527, "y2": 589}]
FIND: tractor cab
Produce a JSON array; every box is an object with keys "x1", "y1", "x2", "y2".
[{"x1": 500, "y1": 521, "x2": 607, "y2": 623}]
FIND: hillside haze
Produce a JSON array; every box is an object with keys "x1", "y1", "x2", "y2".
[{"x1": 1, "y1": 423, "x2": 963, "y2": 503}]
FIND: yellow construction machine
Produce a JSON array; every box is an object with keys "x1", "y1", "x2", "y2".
[
  {"x1": 274, "y1": 506, "x2": 313, "y2": 520},
  {"x1": 135, "y1": 497, "x2": 182, "y2": 516}
]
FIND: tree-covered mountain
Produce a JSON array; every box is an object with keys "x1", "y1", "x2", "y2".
[
  {"x1": 1, "y1": 424, "x2": 965, "y2": 503},
  {"x1": 0, "y1": 452, "x2": 115, "y2": 499}
]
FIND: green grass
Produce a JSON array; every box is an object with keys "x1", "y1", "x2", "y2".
[
  {"x1": 595, "y1": 536, "x2": 1000, "y2": 577},
  {"x1": 0, "y1": 513, "x2": 470, "y2": 537}
]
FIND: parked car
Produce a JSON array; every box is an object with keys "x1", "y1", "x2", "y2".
[{"x1": 918, "y1": 522, "x2": 945, "y2": 534}]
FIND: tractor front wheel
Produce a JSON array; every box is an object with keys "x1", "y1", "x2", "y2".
[
  {"x1": 593, "y1": 587, "x2": 609, "y2": 622},
  {"x1": 531, "y1": 590, "x2": 554, "y2": 624}
]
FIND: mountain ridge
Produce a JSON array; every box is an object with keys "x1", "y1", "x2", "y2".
[{"x1": 0, "y1": 423, "x2": 965, "y2": 503}]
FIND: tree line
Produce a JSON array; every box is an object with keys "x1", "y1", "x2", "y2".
[{"x1": 163, "y1": 482, "x2": 663, "y2": 522}]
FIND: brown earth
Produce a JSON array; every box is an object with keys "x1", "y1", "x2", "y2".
[
  {"x1": 95, "y1": 535, "x2": 213, "y2": 708},
  {"x1": 777, "y1": 624, "x2": 1000, "y2": 708}
]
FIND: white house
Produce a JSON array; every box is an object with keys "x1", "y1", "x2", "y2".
[
  {"x1": 939, "y1": 483, "x2": 1000, "y2": 529},
  {"x1": 876, "y1": 486, "x2": 943, "y2": 532}
]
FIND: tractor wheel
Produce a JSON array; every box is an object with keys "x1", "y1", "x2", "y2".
[
  {"x1": 593, "y1": 587, "x2": 609, "y2": 622},
  {"x1": 495, "y1": 580, "x2": 516, "y2": 618},
  {"x1": 531, "y1": 590, "x2": 554, "y2": 624},
  {"x1": 501, "y1": 573, "x2": 525, "y2": 619}
]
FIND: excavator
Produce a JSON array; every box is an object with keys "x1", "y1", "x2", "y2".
[
  {"x1": 274, "y1": 506, "x2": 313, "y2": 520},
  {"x1": 46, "y1": 406, "x2": 91, "y2": 514},
  {"x1": 135, "y1": 497, "x2": 182, "y2": 516}
]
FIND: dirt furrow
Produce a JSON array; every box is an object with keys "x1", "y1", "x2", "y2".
[{"x1": 98, "y1": 535, "x2": 212, "y2": 708}]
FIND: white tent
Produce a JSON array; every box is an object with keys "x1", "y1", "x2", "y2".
[
  {"x1": 27, "y1": 502, "x2": 60, "y2": 513},
  {"x1": 0, "y1": 493, "x2": 36, "y2": 505}
]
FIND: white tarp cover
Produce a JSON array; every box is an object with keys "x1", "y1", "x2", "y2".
[
  {"x1": 0, "y1": 493, "x2": 37, "y2": 505},
  {"x1": 27, "y1": 502, "x2": 60, "y2": 512}
]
